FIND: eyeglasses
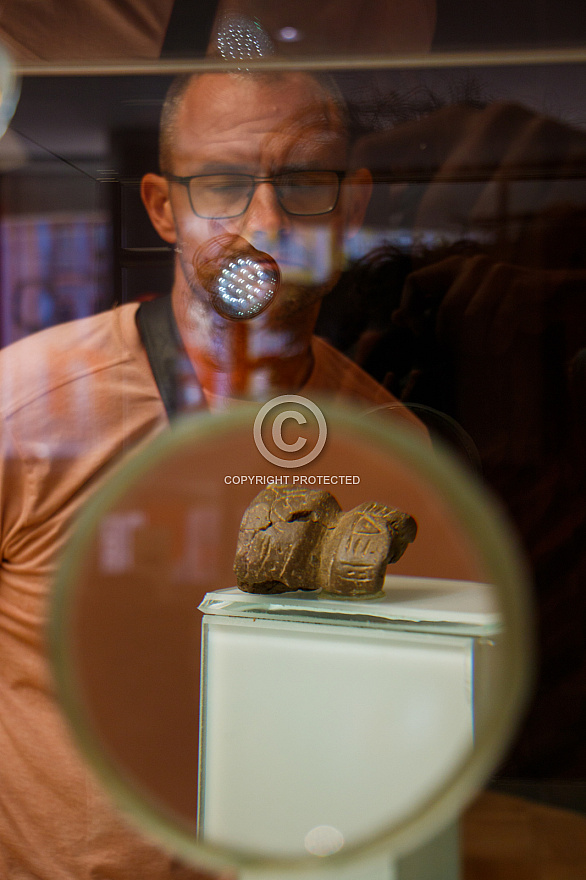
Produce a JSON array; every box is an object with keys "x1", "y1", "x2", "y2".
[{"x1": 165, "y1": 170, "x2": 346, "y2": 219}]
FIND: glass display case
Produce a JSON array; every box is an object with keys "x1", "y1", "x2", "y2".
[{"x1": 0, "y1": 2, "x2": 584, "y2": 878}]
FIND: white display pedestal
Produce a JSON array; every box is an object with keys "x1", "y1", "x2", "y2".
[{"x1": 197, "y1": 577, "x2": 501, "y2": 879}]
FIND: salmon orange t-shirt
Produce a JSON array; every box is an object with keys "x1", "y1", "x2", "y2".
[{"x1": 0, "y1": 302, "x2": 424, "y2": 879}]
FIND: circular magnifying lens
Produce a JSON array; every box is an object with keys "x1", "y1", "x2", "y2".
[{"x1": 50, "y1": 401, "x2": 533, "y2": 877}]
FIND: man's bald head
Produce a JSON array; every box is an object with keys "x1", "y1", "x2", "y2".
[
  {"x1": 158, "y1": 70, "x2": 350, "y2": 174},
  {"x1": 141, "y1": 67, "x2": 372, "y2": 336}
]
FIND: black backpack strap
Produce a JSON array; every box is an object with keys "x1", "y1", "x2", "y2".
[
  {"x1": 160, "y1": 0, "x2": 220, "y2": 58},
  {"x1": 136, "y1": 294, "x2": 202, "y2": 420}
]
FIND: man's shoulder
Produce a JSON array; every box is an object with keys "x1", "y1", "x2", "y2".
[
  {"x1": 309, "y1": 335, "x2": 398, "y2": 405},
  {"x1": 308, "y1": 336, "x2": 429, "y2": 439},
  {"x1": 0, "y1": 304, "x2": 141, "y2": 419}
]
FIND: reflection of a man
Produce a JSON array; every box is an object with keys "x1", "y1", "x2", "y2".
[
  {"x1": 321, "y1": 96, "x2": 586, "y2": 785},
  {"x1": 0, "y1": 71, "x2": 424, "y2": 880},
  {"x1": 140, "y1": 71, "x2": 425, "y2": 426}
]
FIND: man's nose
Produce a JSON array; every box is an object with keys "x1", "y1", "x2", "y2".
[{"x1": 241, "y1": 181, "x2": 290, "y2": 239}]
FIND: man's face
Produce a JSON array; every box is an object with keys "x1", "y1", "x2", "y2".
[{"x1": 143, "y1": 73, "x2": 370, "y2": 326}]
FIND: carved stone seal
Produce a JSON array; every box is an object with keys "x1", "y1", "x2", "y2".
[{"x1": 234, "y1": 485, "x2": 417, "y2": 598}]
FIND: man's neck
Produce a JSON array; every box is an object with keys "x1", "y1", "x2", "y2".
[{"x1": 171, "y1": 285, "x2": 319, "y2": 401}]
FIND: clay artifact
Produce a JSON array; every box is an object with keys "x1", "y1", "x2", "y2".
[{"x1": 234, "y1": 485, "x2": 417, "y2": 598}]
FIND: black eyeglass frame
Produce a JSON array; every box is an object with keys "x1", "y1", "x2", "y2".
[{"x1": 164, "y1": 170, "x2": 347, "y2": 219}]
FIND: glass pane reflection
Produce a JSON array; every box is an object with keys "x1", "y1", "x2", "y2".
[{"x1": 0, "y1": 11, "x2": 583, "y2": 874}]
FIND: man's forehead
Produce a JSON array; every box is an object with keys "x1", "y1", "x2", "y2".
[{"x1": 173, "y1": 72, "x2": 345, "y2": 160}]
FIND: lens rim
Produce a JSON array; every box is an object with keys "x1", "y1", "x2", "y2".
[{"x1": 49, "y1": 402, "x2": 534, "y2": 875}]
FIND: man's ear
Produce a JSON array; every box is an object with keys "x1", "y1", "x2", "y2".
[
  {"x1": 342, "y1": 167, "x2": 373, "y2": 239},
  {"x1": 140, "y1": 173, "x2": 177, "y2": 244}
]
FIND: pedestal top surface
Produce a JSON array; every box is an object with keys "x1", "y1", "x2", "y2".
[{"x1": 198, "y1": 575, "x2": 502, "y2": 636}]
